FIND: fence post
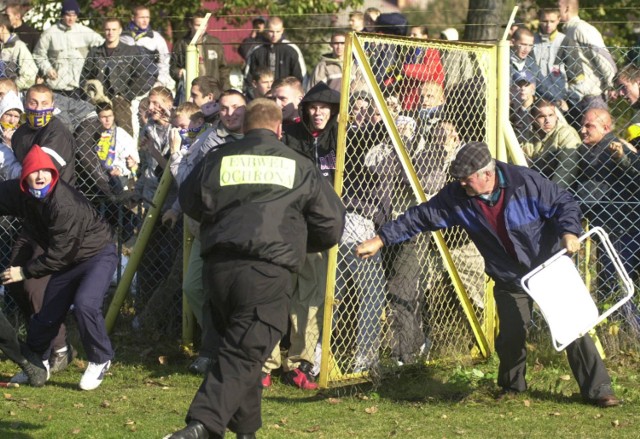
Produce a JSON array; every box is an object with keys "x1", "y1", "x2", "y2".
[
  {"x1": 180, "y1": 13, "x2": 209, "y2": 346},
  {"x1": 105, "y1": 167, "x2": 175, "y2": 333}
]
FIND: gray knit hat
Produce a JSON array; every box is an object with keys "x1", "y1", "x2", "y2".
[{"x1": 449, "y1": 142, "x2": 493, "y2": 178}]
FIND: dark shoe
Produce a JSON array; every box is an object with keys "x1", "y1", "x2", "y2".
[
  {"x1": 282, "y1": 361, "x2": 318, "y2": 390},
  {"x1": 168, "y1": 421, "x2": 210, "y2": 439},
  {"x1": 591, "y1": 395, "x2": 621, "y2": 408},
  {"x1": 237, "y1": 434, "x2": 256, "y2": 439},
  {"x1": 188, "y1": 356, "x2": 213, "y2": 375},
  {"x1": 495, "y1": 388, "x2": 520, "y2": 402},
  {"x1": 18, "y1": 345, "x2": 48, "y2": 387},
  {"x1": 261, "y1": 372, "x2": 271, "y2": 387},
  {"x1": 49, "y1": 345, "x2": 77, "y2": 374}
]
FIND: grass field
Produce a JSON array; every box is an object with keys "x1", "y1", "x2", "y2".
[{"x1": 1, "y1": 330, "x2": 639, "y2": 439}]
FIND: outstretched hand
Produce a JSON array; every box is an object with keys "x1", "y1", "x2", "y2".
[{"x1": 355, "y1": 236, "x2": 384, "y2": 259}]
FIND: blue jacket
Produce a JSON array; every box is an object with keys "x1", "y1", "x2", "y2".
[{"x1": 378, "y1": 161, "x2": 583, "y2": 284}]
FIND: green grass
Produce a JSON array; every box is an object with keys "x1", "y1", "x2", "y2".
[{"x1": 1, "y1": 335, "x2": 639, "y2": 439}]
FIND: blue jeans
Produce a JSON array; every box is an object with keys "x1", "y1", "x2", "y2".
[
  {"x1": 27, "y1": 244, "x2": 117, "y2": 364},
  {"x1": 334, "y1": 244, "x2": 386, "y2": 363}
]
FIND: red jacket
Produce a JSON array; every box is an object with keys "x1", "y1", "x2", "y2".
[{"x1": 402, "y1": 47, "x2": 445, "y2": 110}]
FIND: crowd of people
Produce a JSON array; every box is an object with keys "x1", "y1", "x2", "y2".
[{"x1": 0, "y1": 0, "x2": 637, "y2": 438}]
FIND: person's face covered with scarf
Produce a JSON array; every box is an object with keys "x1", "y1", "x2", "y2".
[{"x1": 24, "y1": 88, "x2": 55, "y2": 129}]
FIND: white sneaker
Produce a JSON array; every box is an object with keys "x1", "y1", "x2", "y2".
[
  {"x1": 312, "y1": 341, "x2": 322, "y2": 377},
  {"x1": 11, "y1": 360, "x2": 50, "y2": 384},
  {"x1": 79, "y1": 360, "x2": 111, "y2": 390}
]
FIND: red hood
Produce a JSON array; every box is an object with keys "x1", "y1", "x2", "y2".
[{"x1": 20, "y1": 144, "x2": 60, "y2": 194}]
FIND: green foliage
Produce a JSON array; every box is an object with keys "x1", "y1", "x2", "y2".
[
  {"x1": 25, "y1": 0, "x2": 205, "y2": 42},
  {"x1": 213, "y1": 0, "x2": 364, "y2": 26},
  {"x1": 401, "y1": 0, "x2": 469, "y2": 36}
]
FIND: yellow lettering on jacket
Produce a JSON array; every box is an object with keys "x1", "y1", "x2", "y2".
[{"x1": 220, "y1": 155, "x2": 296, "y2": 189}]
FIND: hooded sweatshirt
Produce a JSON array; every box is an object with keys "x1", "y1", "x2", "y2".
[
  {"x1": 282, "y1": 82, "x2": 340, "y2": 184},
  {"x1": 0, "y1": 145, "x2": 113, "y2": 278},
  {"x1": 19, "y1": 144, "x2": 60, "y2": 195}
]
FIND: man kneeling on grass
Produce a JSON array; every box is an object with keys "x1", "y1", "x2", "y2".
[
  {"x1": 0, "y1": 145, "x2": 117, "y2": 390},
  {"x1": 355, "y1": 141, "x2": 620, "y2": 408}
]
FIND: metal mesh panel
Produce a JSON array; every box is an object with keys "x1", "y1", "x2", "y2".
[
  {"x1": 0, "y1": 47, "x2": 184, "y2": 337},
  {"x1": 323, "y1": 34, "x2": 496, "y2": 387},
  {"x1": 515, "y1": 45, "x2": 640, "y2": 352}
]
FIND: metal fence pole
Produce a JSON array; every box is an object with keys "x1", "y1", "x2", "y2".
[
  {"x1": 105, "y1": 167, "x2": 175, "y2": 333},
  {"x1": 180, "y1": 12, "x2": 209, "y2": 346}
]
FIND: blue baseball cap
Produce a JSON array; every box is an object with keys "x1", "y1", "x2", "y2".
[{"x1": 512, "y1": 70, "x2": 536, "y2": 85}]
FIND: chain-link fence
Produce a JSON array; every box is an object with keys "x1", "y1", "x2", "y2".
[
  {"x1": 320, "y1": 32, "x2": 640, "y2": 388},
  {"x1": 319, "y1": 33, "x2": 498, "y2": 388},
  {"x1": 0, "y1": 49, "x2": 185, "y2": 341},
  {"x1": 514, "y1": 45, "x2": 640, "y2": 354},
  {"x1": 2, "y1": 33, "x2": 640, "y2": 388}
]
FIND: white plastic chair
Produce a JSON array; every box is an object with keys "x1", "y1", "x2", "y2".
[{"x1": 520, "y1": 227, "x2": 635, "y2": 351}]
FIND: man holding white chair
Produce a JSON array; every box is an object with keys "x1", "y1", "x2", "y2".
[{"x1": 356, "y1": 141, "x2": 620, "y2": 408}]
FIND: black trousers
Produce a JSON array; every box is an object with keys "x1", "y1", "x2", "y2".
[
  {"x1": 495, "y1": 282, "x2": 613, "y2": 400},
  {"x1": 186, "y1": 257, "x2": 291, "y2": 436},
  {"x1": 7, "y1": 235, "x2": 67, "y2": 354},
  {"x1": 0, "y1": 311, "x2": 23, "y2": 365},
  {"x1": 383, "y1": 240, "x2": 426, "y2": 363}
]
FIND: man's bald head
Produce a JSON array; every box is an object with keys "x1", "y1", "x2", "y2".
[
  {"x1": 581, "y1": 108, "x2": 613, "y2": 146},
  {"x1": 558, "y1": 0, "x2": 579, "y2": 22}
]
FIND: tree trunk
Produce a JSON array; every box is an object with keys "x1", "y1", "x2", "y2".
[{"x1": 464, "y1": 0, "x2": 504, "y2": 42}]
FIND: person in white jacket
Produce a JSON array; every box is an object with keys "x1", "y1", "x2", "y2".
[
  {"x1": 0, "y1": 14, "x2": 37, "y2": 91},
  {"x1": 32, "y1": 0, "x2": 103, "y2": 99},
  {"x1": 557, "y1": 0, "x2": 617, "y2": 129}
]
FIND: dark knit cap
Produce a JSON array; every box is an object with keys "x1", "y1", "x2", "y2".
[
  {"x1": 62, "y1": 0, "x2": 81, "y2": 15},
  {"x1": 449, "y1": 142, "x2": 493, "y2": 178}
]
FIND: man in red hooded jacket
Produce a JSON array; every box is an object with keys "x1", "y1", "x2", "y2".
[{"x1": 0, "y1": 145, "x2": 117, "y2": 390}]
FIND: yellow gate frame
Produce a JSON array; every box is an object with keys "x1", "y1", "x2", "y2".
[{"x1": 319, "y1": 31, "x2": 501, "y2": 388}]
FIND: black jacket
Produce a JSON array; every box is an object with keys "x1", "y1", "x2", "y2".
[
  {"x1": 179, "y1": 128, "x2": 345, "y2": 272},
  {"x1": 12, "y1": 23, "x2": 40, "y2": 53},
  {"x1": 13, "y1": 117, "x2": 76, "y2": 185},
  {"x1": 282, "y1": 82, "x2": 340, "y2": 184},
  {"x1": 170, "y1": 33, "x2": 231, "y2": 90},
  {"x1": 248, "y1": 41, "x2": 303, "y2": 82},
  {"x1": 0, "y1": 179, "x2": 114, "y2": 278},
  {"x1": 81, "y1": 42, "x2": 156, "y2": 101}
]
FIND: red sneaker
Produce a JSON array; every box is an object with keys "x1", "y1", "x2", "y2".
[
  {"x1": 261, "y1": 372, "x2": 272, "y2": 388},
  {"x1": 282, "y1": 362, "x2": 318, "y2": 390}
]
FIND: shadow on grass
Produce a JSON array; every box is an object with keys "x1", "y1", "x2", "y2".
[
  {"x1": 266, "y1": 363, "x2": 475, "y2": 405},
  {"x1": 525, "y1": 388, "x2": 584, "y2": 405},
  {"x1": 374, "y1": 363, "x2": 474, "y2": 403},
  {"x1": 0, "y1": 420, "x2": 42, "y2": 438}
]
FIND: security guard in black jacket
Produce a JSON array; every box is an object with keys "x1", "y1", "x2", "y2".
[{"x1": 168, "y1": 98, "x2": 345, "y2": 439}]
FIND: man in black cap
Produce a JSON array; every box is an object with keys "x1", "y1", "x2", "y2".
[{"x1": 355, "y1": 141, "x2": 620, "y2": 408}]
